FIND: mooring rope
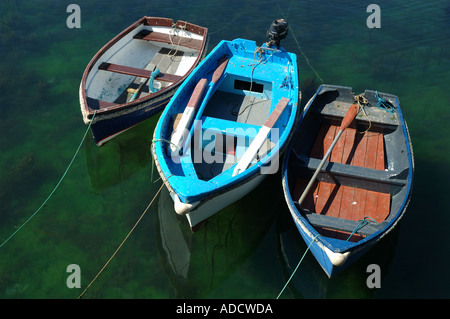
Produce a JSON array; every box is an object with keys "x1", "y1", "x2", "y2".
[
  {"x1": 0, "y1": 111, "x2": 97, "y2": 249},
  {"x1": 375, "y1": 91, "x2": 396, "y2": 114},
  {"x1": 346, "y1": 216, "x2": 379, "y2": 241},
  {"x1": 277, "y1": 3, "x2": 324, "y2": 84},
  {"x1": 78, "y1": 182, "x2": 164, "y2": 299},
  {"x1": 354, "y1": 93, "x2": 372, "y2": 134},
  {"x1": 276, "y1": 233, "x2": 321, "y2": 299}
]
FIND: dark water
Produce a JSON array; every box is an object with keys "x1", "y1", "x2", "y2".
[{"x1": 0, "y1": 0, "x2": 448, "y2": 299}]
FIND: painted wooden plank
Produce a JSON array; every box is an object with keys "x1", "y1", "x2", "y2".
[
  {"x1": 323, "y1": 125, "x2": 337, "y2": 158},
  {"x1": 170, "y1": 78, "x2": 208, "y2": 152},
  {"x1": 342, "y1": 127, "x2": 357, "y2": 165},
  {"x1": 315, "y1": 181, "x2": 333, "y2": 215},
  {"x1": 364, "y1": 132, "x2": 379, "y2": 169},
  {"x1": 352, "y1": 188, "x2": 367, "y2": 221},
  {"x1": 326, "y1": 184, "x2": 343, "y2": 218},
  {"x1": 375, "y1": 192, "x2": 391, "y2": 222},
  {"x1": 376, "y1": 133, "x2": 385, "y2": 170},
  {"x1": 340, "y1": 186, "x2": 355, "y2": 220},
  {"x1": 364, "y1": 190, "x2": 379, "y2": 220},
  {"x1": 98, "y1": 62, "x2": 182, "y2": 83},
  {"x1": 352, "y1": 131, "x2": 368, "y2": 168},
  {"x1": 134, "y1": 30, "x2": 204, "y2": 50},
  {"x1": 330, "y1": 127, "x2": 345, "y2": 163}
]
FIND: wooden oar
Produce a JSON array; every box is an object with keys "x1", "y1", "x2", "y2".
[
  {"x1": 201, "y1": 55, "x2": 229, "y2": 105},
  {"x1": 170, "y1": 55, "x2": 229, "y2": 153},
  {"x1": 129, "y1": 77, "x2": 148, "y2": 102},
  {"x1": 297, "y1": 103, "x2": 360, "y2": 206},
  {"x1": 170, "y1": 78, "x2": 208, "y2": 153},
  {"x1": 189, "y1": 55, "x2": 229, "y2": 125},
  {"x1": 232, "y1": 97, "x2": 290, "y2": 176}
]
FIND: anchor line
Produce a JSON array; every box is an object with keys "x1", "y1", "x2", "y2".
[
  {"x1": 276, "y1": 234, "x2": 321, "y2": 299},
  {"x1": 78, "y1": 182, "x2": 164, "y2": 299},
  {"x1": 0, "y1": 111, "x2": 97, "y2": 249}
]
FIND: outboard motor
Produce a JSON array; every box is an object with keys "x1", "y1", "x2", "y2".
[{"x1": 266, "y1": 19, "x2": 289, "y2": 48}]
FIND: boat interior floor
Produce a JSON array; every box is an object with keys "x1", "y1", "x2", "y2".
[
  {"x1": 294, "y1": 123, "x2": 391, "y2": 241},
  {"x1": 113, "y1": 48, "x2": 186, "y2": 104},
  {"x1": 192, "y1": 91, "x2": 273, "y2": 181},
  {"x1": 202, "y1": 90, "x2": 271, "y2": 126}
]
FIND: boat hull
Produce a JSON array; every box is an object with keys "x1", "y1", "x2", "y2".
[
  {"x1": 79, "y1": 16, "x2": 208, "y2": 146},
  {"x1": 282, "y1": 84, "x2": 414, "y2": 277},
  {"x1": 153, "y1": 38, "x2": 299, "y2": 229},
  {"x1": 87, "y1": 91, "x2": 171, "y2": 146},
  {"x1": 184, "y1": 173, "x2": 266, "y2": 229}
]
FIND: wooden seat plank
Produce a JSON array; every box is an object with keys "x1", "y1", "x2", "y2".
[
  {"x1": 327, "y1": 183, "x2": 343, "y2": 218},
  {"x1": 352, "y1": 188, "x2": 368, "y2": 221},
  {"x1": 375, "y1": 192, "x2": 391, "y2": 222},
  {"x1": 340, "y1": 186, "x2": 355, "y2": 220},
  {"x1": 376, "y1": 133, "x2": 385, "y2": 170},
  {"x1": 352, "y1": 131, "x2": 368, "y2": 168},
  {"x1": 364, "y1": 132, "x2": 379, "y2": 169},
  {"x1": 98, "y1": 62, "x2": 183, "y2": 83},
  {"x1": 341, "y1": 127, "x2": 357, "y2": 165},
  {"x1": 133, "y1": 30, "x2": 204, "y2": 50}
]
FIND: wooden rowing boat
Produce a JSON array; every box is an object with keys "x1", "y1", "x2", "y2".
[
  {"x1": 282, "y1": 84, "x2": 414, "y2": 277},
  {"x1": 79, "y1": 16, "x2": 208, "y2": 146},
  {"x1": 152, "y1": 38, "x2": 299, "y2": 230}
]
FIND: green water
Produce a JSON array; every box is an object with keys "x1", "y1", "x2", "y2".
[{"x1": 0, "y1": 0, "x2": 448, "y2": 299}]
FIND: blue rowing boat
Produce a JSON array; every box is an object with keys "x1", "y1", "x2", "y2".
[
  {"x1": 152, "y1": 37, "x2": 299, "y2": 230},
  {"x1": 282, "y1": 84, "x2": 414, "y2": 277}
]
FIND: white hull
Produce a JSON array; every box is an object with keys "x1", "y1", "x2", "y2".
[{"x1": 177, "y1": 174, "x2": 266, "y2": 229}]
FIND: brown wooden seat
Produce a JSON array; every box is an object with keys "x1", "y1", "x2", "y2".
[
  {"x1": 133, "y1": 30, "x2": 203, "y2": 51},
  {"x1": 98, "y1": 62, "x2": 183, "y2": 83}
]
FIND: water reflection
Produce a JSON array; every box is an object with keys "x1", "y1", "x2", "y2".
[
  {"x1": 84, "y1": 117, "x2": 157, "y2": 191},
  {"x1": 275, "y1": 209, "x2": 400, "y2": 298},
  {"x1": 155, "y1": 173, "x2": 281, "y2": 298}
]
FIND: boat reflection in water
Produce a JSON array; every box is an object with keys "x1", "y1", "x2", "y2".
[
  {"x1": 155, "y1": 172, "x2": 281, "y2": 298},
  {"x1": 84, "y1": 116, "x2": 158, "y2": 192},
  {"x1": 275, "y1": 209, "x2": 400, "y2": 298}
]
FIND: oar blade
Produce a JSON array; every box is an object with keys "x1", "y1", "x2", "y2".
[{"x1": 339, "y1": 103, "x2": 359, "y2": 131}]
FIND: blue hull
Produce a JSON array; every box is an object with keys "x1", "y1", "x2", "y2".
[
  {"x1": 153, "y1": 38, "x2": 299, "y2": 228},
  {"x1": 282, "y1": 84, "x2": 414, "y2": 277},
  {"x1": 90, "y1": 97, "x2": 170, "y2": 146}
]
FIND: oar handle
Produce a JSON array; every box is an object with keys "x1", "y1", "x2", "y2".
[
  {"x1": 339, "y1": 104, "x2": 359, "y2": 131},
  {"x1": 212, "y1": 56, "x2": 229, "y2": 84}
]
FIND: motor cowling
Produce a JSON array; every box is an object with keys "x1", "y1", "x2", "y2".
[{"x1": 266, "y1": 19, "x2": 289, "y2": 48}]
